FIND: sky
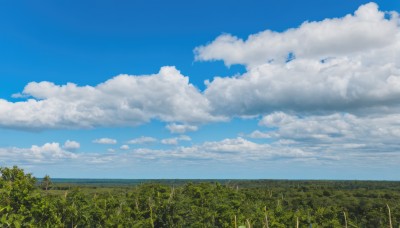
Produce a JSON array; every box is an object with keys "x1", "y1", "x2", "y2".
[{"x1": 0, "y1": 0, "x2": 400, "y2": 179}]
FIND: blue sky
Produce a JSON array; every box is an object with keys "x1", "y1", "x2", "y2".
[{"x1": 0, "y1": 0, "x2": 400, "y2": 179}]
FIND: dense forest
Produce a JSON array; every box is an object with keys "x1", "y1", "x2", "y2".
[{"x1": 0, "y1": 166, "x2": 399, "y2": 227}]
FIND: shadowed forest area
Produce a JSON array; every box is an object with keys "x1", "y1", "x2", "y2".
[{"x1": 0, "y1": 166, "x2": 399, "y2": 227}]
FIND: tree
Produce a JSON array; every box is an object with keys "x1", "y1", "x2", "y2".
[
  {"x1": 0, "y1": 166, "x2": 40, "y2": 226},
  {"x1": 41, "y1": 175, "x2": 52, "y2": 191}
]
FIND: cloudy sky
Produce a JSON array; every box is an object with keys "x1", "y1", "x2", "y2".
[{"x1": 1, "y1": 0, "x2": 399, "y2": 179}]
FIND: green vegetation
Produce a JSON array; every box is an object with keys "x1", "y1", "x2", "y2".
[{"x1": 0, "y1": 166, "x2": 399, "y2": 227}]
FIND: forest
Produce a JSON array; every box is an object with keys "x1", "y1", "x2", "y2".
[{"x1": 0, "y1": 166, "x2": 399, "y2": 227}]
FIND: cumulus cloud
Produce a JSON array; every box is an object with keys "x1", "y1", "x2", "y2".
[
  {"x1": 204, "y1": 56, "x2": 400, "y2": 115},
  {"x1": 134, "y1": 137, "x2": 314, "y2": 162},
  {"x1": 93, "y1": 138, "x2": 117, "y2": 145},
  {"x1": 63, "y1": 140, "x2": 80, "y2": 151},
  {"x1": 161, "y1": 135, "x2": 192, "y2": 145},
  {"x1": 127, "y1": 136, "x2": 157, "y2": 144},
  {"x1": 253, "y1": 112, "x2": 400, "y2": 155},
  {"x1": 195, "y1": 3, "x2": 398, "y2": 67},
  {"x1": 0, "y1": 143, "x2": 77, "y2": 164},
  {"x1": 166, "y1": 123, "x2": 198, "y2": 134},
  {"x1": 120, "y1": 145, "x2": 130, "y2": 150},
  {"x1": 178, "y1": 135, "x2": 191, "y2": 141},
  {"x1": 259, "y1": 112, "x2": 296, "y2": 127},
  {"x1": 199, "y1": 3, "x2": 400, "y2": 116},
  {"x1": 248, "y1": 130, "x2": 271, "y2": 139},
  {"x1": 161, "y1": 138, "x2": 179, "y2": 145},
  {"x1": 0, "y1": 67, "x2": 223, "y2": 130}
]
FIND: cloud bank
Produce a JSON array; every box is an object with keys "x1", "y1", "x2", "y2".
[
  {"x1": 0, "y1": 3, "x2": 400, "y2": 173},
  {"x1": 0, "y1": 138, "x2": 314, "y2": 167},
  {"x1": 0, "y1": 3, "x2": 399, "y2": 130},
  {"x1": 1, "y1": 67, "x2": 221, "y2": 130}
]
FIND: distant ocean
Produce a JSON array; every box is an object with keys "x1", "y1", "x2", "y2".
[
  {"x1": 35, "y1": 179, "x2": 400, "y2": 188},
  {"x1": 38, "y1": 178, "x2": 234, "y2": 186}
]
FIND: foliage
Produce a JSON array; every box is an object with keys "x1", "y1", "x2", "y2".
[{"x1": 0, "y1": 166, "x2": 399, "y2": 227}]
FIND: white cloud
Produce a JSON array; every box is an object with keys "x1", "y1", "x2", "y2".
[
  {"x1": 93, "y1": 138, "x2": 117, "y2": 145},
  {"x1": 63, "y1": 140, "x2": 80, "y2": 151},
  {"x1": 127, "y1": 136, "x2": 157, "y2": 144},
  {"x1": 120, "y1": 145, "x2": 130, "y2": 150},
  {"x1": 0, "y1": 66, "x2": 223, "y2": 130},
  {"x1": 248, "y1": 130, "x2": 271, "y2": 139},
  {"x1": 195, "y1": 3, "x2": 397, "y2": 67},
  {"x1": 1, "y1": 3, "x2": 399, "y2": 130},
  {"x1": 255, "y1": 112, "x2": 400, "y2": 155},
  {"x1": 0, "y1": 143, "x2": 77, "y2": 164},
  {"x1": 259, "y1": 112, "x2": 296, "y2": 127},
  {"x1": 161, "y1": 135, "x2": 192, "y2": 145},
  {"x1": 161, "y1": 138, "x2": 179, "y2": 145},
  {"x1": 178, "y1": 135, "x2": 191, "y2": 141},
  {"x1": 1, "y1": 132, "x2": 399, "y2": 172},
  {"x1": 199, "y1": 3, "x2": 400, "y2": 116},
  {"x1": 204, "y1": 56, "x2": 400, "y2": 115},
  {"x1": 134, "y1": 137, "x2": 313, "y2": 162},
  {"x1": 166, "y1": 123, "x2": 198, "y2": 134}
]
